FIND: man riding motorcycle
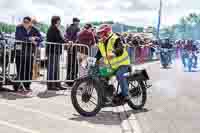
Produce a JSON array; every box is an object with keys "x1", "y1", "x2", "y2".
[
  {"x1": 95, "y1": 24, "x2": 130, "y2": 102},
  {"x1": 184, "y1": 40, "x2": 198, "y2": 68},
  {"x1": 160, "y1": 38, "x2": 173, "y2": 65}
]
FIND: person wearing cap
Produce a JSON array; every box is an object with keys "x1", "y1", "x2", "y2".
[
  {"x1": 65, "y1": 18, "x2": 80, "y2": 86},
  {"x1": 95, "y1": 24, "x2": 131, "y2": 102},
  {"x1": 15, "y1": 16, "x2": 43, "y2": 92}
]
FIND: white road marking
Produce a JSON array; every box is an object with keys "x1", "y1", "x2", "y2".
[
  {"x1": 116, "y1": 106, "x2": 142, "y2": 133},
  {"x1": 0, "y1": 101, "x2": 68, "y2": 121},
  {"x1": 0, "y1": 101, "x2": 97, "y2": 129},
  {"x1": 0, "y1": 120, "x2": 41, "y2": 133}
]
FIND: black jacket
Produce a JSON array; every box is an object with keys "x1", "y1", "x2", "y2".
[
  {"x1": 160, "y1": 42, "x2": 173, "y2": 49},
  {"x1": 15, "y1": 25, "x2": 42, "y2": 56},
  {"x1": 65, "y1": 24, "x2": 80, "y2": 42},
  {"x1": 46, "y1": 26, "x2": 65, "y2": 55}
]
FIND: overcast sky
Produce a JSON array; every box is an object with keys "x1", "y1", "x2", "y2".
[{"x1": 0, "y1": 0, "x2": 199, "y2": 27}]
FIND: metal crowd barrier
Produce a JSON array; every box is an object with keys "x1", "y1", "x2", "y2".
[
  {"x1": 0, "y1": 40, "x2": 89, "y2": 85},
  {"x1": 0, "y1": 39, "x2": 158, "y2": 86},
  {"x1": 0, "y1": 39, "x2": 7, "y2": 84}
]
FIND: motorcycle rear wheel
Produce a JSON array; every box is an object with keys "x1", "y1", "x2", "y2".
[{"x1": 128, "y1": 81, "x2": 147, "y2": 110}]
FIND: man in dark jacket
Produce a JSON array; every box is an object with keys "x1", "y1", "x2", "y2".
[
  {"x1": 15, "y1": 16, "x2": 42, "y2": 92},
  {"x1": 65, "y1": 18, "x2": 80, "y2": 86},
  {"x1": 65, "y1": 18, "x2": 80, "y2": 42},
  {"x1": 46, "y1": 16, "x2": 66, "y2": 90}
]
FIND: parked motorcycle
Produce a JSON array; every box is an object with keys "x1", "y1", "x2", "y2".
[{"x1": 71, "y1": 57, "x2": 151, "y2": 117}]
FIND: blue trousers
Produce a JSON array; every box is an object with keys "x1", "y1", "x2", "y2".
[
  {"x1": 128, "y1": 47, "x2": 133, "y2": 64},
  {"x1": 193, "y1": 53, "x2": 198, "y2": 67},
  {"x1": 181, "y1": 51, "x2": 187, "y2": 67},
  {"x1": 116, "y1": 66, "x2": 129, "y2": 96}
]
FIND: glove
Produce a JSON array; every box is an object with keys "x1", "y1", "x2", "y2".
[
  {"x1": 96, "y1": 60, "x2": 100, "y2": 65},
  {"x1": 107, "y1": 52, "x2": 115, "y2": 60}
]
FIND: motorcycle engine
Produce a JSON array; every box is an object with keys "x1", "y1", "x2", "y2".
[{"x1": 106, "y1": 85, "x2": 115, "y2": 97}]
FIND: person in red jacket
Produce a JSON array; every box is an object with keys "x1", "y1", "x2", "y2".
[
  {"x1": 77, "y1": 24, "x2": 96, "y2": 58},
  {"x1": 77, "y1": 24, "x2": 96, "y2": 48}
]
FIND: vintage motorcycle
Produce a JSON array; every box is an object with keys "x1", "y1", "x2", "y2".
[{"x1": 71, "y1": 57, "x2": 151, "y2": 117}]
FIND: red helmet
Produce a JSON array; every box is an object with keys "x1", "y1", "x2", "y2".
[{"x1": 97, "y1": 24, "x2": 112, "y2": 41}]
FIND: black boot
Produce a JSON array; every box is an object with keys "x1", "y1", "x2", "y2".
[
  {"x1": 56, "y1": 83, "x2": 67, "y2": 90},
  {"x1": 47, "y1": 83, "x2": 60, "y2": 91}
]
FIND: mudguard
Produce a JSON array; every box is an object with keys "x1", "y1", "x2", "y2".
[
  {"x1": 74, "y1": 76, "x2": 103, "y2": 89},
  {"x1": 128, "y1": 69, "x2": 150, "y2": 81}
]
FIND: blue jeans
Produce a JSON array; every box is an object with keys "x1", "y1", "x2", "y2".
[
  {"x1": 160, "y1": 51, "x2": 172, "y2": 65},
  {"x1": 181, "y1": 50, "x2": 187, "y2": 67},
  {"x1": 128, "y1": 47, "x2": 133, "y2": 63},
  {"x1": 193, "y1": 53, "x2": 198, "y2": 67},
  {"x1": 116, "y1": 66, "x2": 129, "y2": 96}
]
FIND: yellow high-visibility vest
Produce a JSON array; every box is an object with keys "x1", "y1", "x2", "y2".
[{"x1": 97, "y1": 33, "x2": 130, "y2": 70}]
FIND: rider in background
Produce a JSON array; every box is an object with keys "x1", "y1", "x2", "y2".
[
  {"x1": 184, "y1": 40, "x2": 198, "y2": 68},
  {"x1": 180, "y1": 40, "x2": 187, "y2": 67},
  {"x1": 160, "y1": 38, "x2": 173, "y2": 64},
  {"x1": 191, "y1": 40, "x2": 198, "y2": 68},
  {"x1": 160, "y1": 38, "x2": 173, "y2": 49},
  {"x1": 95, "y1": 24, "x2": 130, "y2": 102}
]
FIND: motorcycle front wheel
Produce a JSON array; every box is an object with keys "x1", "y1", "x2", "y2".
[{"x1": 71, "y1": 77, "x2": 103, "y2": 117}]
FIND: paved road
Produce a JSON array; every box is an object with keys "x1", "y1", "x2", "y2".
[
  {"x1": 134, "y1": 60, "x2": 200, "y2": 133},
  {"x1": 0, "y1": 60, "x2": 200, "y2": 133},
  {"x1": 0, "y1": 89, "x2": 123, "y2": 133}
]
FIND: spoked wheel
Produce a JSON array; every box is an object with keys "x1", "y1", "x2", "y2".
[
  {"x1": 71, "y1": 78, "x2": 103, "y2": 117},
  {"x1": 128, "y1": 81, "x2": 147, "y2": 110}
]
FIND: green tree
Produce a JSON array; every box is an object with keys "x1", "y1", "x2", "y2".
[{"x1": 0, "y1": 22, "x2": 16, "y2": 33}]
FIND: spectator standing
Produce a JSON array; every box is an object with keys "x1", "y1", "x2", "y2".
[
  {"x1": 0, "y1": 32, "x2": 4, "y2": 40},
  {"x1": 65, "y1": 18, "x2": 80, "y2": 42},
  {"x1": 92, "y1": 27, "x2": 99, "y2": 44},
  {"x1": 77, "y1": 24, "x2": 96, "y2": 55},
  {"x1": 46, "y1": 16, "x2": 66, "y2": 90},
  {"x1": 15, "y1": 16, "x2": 42, "y2": 92},
  {"x1": 31, "y1": 18, "x2": 44, "y2": 80},
  {"x1": 65, "y1": 18, "x2": 80, "y2": 86}
]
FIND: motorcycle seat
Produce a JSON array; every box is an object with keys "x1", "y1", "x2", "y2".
[
  {"x1": 119, "y1": 65, "x2": 149, "y2": 81},
  {"x1": 128, "y1": 69, "x2": 150, "y2": 81}
]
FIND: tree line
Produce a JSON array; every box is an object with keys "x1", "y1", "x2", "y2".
[
  {"x1": 160, "y1": 13, "x2": 200, "y2": 40},
  {"x1": 1, "y1": 13, "x2": 200, "y2": 40},
  {"x1": 0, "y1": 22, "x2": 49, "y2": 34}
]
